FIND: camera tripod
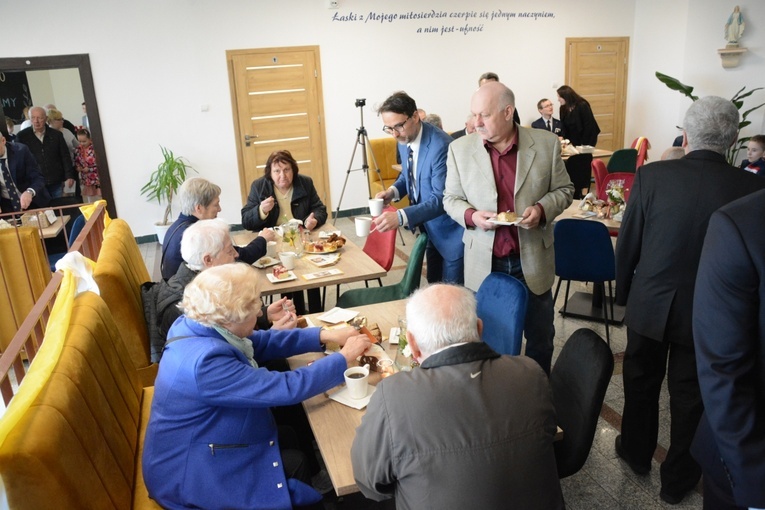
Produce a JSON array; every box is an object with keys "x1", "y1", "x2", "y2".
[{"x1": 334, "y1": 99, "x2": 385, "y2": 221}]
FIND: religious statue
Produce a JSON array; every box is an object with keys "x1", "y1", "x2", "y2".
[{"x1": 724, "y1": 6, "x2": 745, "y2": 46}]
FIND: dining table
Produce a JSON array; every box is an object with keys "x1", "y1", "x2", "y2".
[
  {"x1": 553, "y1": 202, "x2": 625, "y2": 325},
  {"x1": 232, "y1": 224, "x2": 386, "y2": 307},
  {"x1": 289, "y1": 299, "x2": 404, "y2": 496},
  {"x1": 289, "y1": 299, "x2": 564, "y2": 497},
  {"x1": 561, "y1": 148, "x2": 613, "y2": 161}
]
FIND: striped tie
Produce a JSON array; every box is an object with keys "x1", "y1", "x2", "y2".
[{"x1": 407, "y1": 146, "x2": 416, "y2": 203}]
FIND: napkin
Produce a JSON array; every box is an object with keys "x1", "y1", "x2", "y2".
[{"x1": 329, "y1": 385, "x2": 376, "y2": 410}]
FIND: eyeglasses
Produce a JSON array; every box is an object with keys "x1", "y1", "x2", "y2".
[{"x1": 382, "y1": 115, "x2": 412, "y2": 135}]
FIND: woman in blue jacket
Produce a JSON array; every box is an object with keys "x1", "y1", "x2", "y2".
[{"x1": 142, "y1": 263, "x2": 371, "y2": 509}]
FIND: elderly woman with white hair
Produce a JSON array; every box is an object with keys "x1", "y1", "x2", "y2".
[
  {"x1": 161, "y1": 177, "x2": 276, "y2": 279},
  {"x1": 146, "y1": 219, "x2": 296, "y2": 361},
  {"x1": 143, "y1": 263, "x2": 372, "y2": 510}
]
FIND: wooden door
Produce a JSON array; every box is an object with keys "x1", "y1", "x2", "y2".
[
  {"x1": 565, "y1": 38, "x2": 629, "y2": 151},
  {"x1": 227, "y1": 46, "x2": 330, "y2": 209}
]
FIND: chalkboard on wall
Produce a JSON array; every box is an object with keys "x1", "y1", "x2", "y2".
[{"x1": 0, "y1": 71, "x2": 32, "y2": 123}]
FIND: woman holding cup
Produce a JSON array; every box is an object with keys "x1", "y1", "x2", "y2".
[{"x1": 143, "y1": 263, "x2": 371, "y2": 510}]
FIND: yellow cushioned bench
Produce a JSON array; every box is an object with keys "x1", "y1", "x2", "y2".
[
  {"x1": 0, "y1": 286, "x2": 159, "y2": 509},
  {"x1": 93, "y1": 219, "x2": 157, "y2": 386}
]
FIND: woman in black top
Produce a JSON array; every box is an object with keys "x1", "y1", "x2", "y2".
[{"x1": 557, "y1": 85, "x2": 601, "y2": 198}]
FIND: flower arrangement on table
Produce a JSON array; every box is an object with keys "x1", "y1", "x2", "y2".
[{"x1": 605, "y1": 180, "x2": 626, "y2": 219}]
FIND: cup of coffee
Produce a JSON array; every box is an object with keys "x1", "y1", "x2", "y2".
[
  {"x1": 344, "y1": 364, "x2": 370, "y2": 399},
  {"x1": 266, "y1": 241, "x2": 278, "y2": 258},
  {"x1": 355, "y1": 217, "x2": 374, "y2": 237},
  {"x1": 368, "y1": 198, "x2": 384, "y2": 217},
  {"x1": 278, "y1": 252, "x2": 297, "y2": 270}
]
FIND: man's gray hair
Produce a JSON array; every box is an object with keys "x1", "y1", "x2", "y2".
[
  {"x1": 180, "y1": 219, "x2": 230, "y2": 271},
  {"x1": 406, "y1": 284, "x2": 480, "y2": 358},
  {"x1": 178, "y1": 177, "x2": 221, "y2": 215},
  {"x1": 683, "y1": 96, "x2": 739, "y2": 154}
]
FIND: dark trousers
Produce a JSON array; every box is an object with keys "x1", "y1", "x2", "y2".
[
  {"x1": 621, "y1": 329, "x2": 703, "y2": 494},
  {"x1": 564, "y1": 153, "x2": 593, "y2": 199},
  {"x1": 424, "y1": 238, "x2": 464, "y2": 285}
]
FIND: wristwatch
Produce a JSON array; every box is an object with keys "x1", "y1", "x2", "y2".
[{"x1": 25, "y1": 188, "x2": 35, "y2": 197}]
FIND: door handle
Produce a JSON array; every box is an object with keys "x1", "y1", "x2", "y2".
[{"x1": 244, "y1": 134, "x2": 258, "y2": 147}]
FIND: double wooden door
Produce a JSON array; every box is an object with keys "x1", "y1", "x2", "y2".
[
  {"x1": 565, "y1": 38, "x2": 630, "y2": 151},
  {"x1": 227, "y1": 46, "x2": 330, "y2": 208}
]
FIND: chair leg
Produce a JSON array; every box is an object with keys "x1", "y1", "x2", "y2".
[
  {"x1": 553, "y1": 277, "x2": 563, "y2": 305},
  {"x1": 562, "y1": 281, "x2": 572, "y2": 316},
  {"x1": 335, "y1": 284, "x2": 340, "y2": 304},
  {"x1": 602, "y1": 282, "x2": 611, "y2": 347},
  {"x1": 608, "y1": 281, "x2": 615, "y2": 320},
  {"x1": 398, "y1": 228, "x2": 405, "y2": 246}
]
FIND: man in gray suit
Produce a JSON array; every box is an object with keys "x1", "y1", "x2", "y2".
[{"x1": 444, "y1": 81, "x2": 573, "y2": 374}]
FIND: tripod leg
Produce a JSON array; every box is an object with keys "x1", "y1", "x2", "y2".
[
  {"x1": 334, "y1": 134, "x2": 362, "y2": 222},
  {"x1": 362, "y1": 133, "x2": 386, "y2": 194}
]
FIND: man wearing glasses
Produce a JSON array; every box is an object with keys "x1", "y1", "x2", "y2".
[{"x1": 373, "y1": 91, "x2": 464, "y2": 284}]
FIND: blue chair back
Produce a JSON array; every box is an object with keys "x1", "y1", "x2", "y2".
[
  {"x1": 476, "y1": 273, "x2": 528, "y2": 356},
  {"x1": 554, "y1": 220, "x2": 615, "y2": 283},
  {"x1": 68, "y1": 214, "x2": 86, "y2": 246}
]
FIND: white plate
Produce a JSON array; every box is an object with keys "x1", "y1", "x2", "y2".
[
  {"x1": 317, "y1": 307, "x2": 359, "y2": 324},
  {"x1": 329, "y1": 385, "x2": 376, "y2": 410},
  {"x1": 266, "y1": 271, "x2": 297, "y2": 283},
  {"x1": 305, "y1": 253, "x2": 341, "y2": 267},
  {"x1": 488, "y1": 218, "x2": 522, "y2": 226},
  {"x1": 253, "y1": 256, "x2": 280, "y2": 269}
]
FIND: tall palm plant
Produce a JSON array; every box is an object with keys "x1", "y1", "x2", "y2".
[
  {"x1": 655, "y1": 72, "x2": 764, "y2": 165},
  {"x1": 140, "y1": 146, "x2": 196, "y2": 225}
]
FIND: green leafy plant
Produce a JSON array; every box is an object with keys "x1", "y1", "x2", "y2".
[
  {"x1": 655, "y1": 72, "x2": 764, "y2": 165},
  {"x1": 140, "y1": 146, "x2": 196, "y2": 225}
]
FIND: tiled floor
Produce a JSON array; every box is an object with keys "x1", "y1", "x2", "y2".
[{"x1": 139, "y1": 217, "x2": 703, "y2": 509}]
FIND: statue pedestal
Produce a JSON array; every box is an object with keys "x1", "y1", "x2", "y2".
[{"x1": 718, "y1": 46, "x2": 747, "y2": 68}]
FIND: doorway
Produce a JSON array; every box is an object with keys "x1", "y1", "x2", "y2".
[
  {"x1": 227, "y1": 46, "x2": 330, "y2": 212},
  {"x1": 565, "y1": 38, "x2": 629, "y2": 151}
]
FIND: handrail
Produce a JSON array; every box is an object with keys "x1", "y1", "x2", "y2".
[{"x1": 0, "y1": 202, "x2": 107, "y2": 407}]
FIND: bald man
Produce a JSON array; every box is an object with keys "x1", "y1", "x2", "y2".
[{"x1": 444, "y1": 81, "x2": 573, "y2": 374}]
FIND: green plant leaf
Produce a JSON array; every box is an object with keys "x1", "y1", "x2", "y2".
[
  {"x1": 140, "y1": 145, "x2": 197, "y2": 225},
  {"x1": 655, "y1": 72, "x2": 698, "y2": 101}
]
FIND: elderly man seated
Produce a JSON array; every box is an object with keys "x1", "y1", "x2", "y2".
[
  {"x1": 145, "y1": 219, "x2": 295, "y2": 362},
  {"x1": 161, "y1": 177, "x2": 275, "y2": 279},
  {"x1": 351, "y1": 284, "x2": 564, "y2": 509}
]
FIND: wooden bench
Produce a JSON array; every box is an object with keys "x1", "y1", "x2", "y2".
[{"x1": 0, "y1": 285, "x2": 160, "y2": 509}]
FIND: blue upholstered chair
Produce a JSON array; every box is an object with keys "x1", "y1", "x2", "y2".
[
  {"x1": 476, "y1": 272, "x2": 528, "y2": 356},
  {"x1": 553, "y1": 219, "x2": 616, "y2": 345}
]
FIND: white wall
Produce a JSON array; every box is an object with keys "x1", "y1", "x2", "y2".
[
  {"x1": 1, "y1": 0, "x2": 763, "y2": 237},
  {"x1": 26, "y1": 69, "x2": 84, "y2": 123}
]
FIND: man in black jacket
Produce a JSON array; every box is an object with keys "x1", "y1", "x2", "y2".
[
  {"x1": 16, "y1": 106, "x2": 75, "y2": 199},
  {"x1": 0, "y1": 134, "x2": 49, "y2": 213},
  {"x1": 614, "y1": 96, "x2": 765, "y2": 505}
]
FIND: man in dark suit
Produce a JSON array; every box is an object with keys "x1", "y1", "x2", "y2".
[
  {"x1": 373, "y1": 91, "x2": 464, "y2": 284},
  {"x1": 614, "y1": 96, "x2": 765, "y2": 505},
  {"x1": 450, "y1": 114, "x2": 475, "y2": 140},
  {"x1": 531, "y1": 98, "x2": 563, "y2": 137},
  {"x1": 692, "y1": 188, "x2": 765, "y2": 510},
  {"x1": 16, "y1": 106, "x2": 76, "y2": 200},
  {"x1": 0, "y1": 134, "x2": 49, "y2": 213}
]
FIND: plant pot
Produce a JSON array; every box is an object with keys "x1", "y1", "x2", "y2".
[{"x1": 154, "y1": 223, "x2": 172, "y2": 245}]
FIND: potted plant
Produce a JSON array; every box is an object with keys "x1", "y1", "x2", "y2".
[
  {"x1": 655, "y1": 72, "x2": 764, "y2": 165},
  {"x1": 140, "y1": 146, "x2": 195, "y2": 244}
]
